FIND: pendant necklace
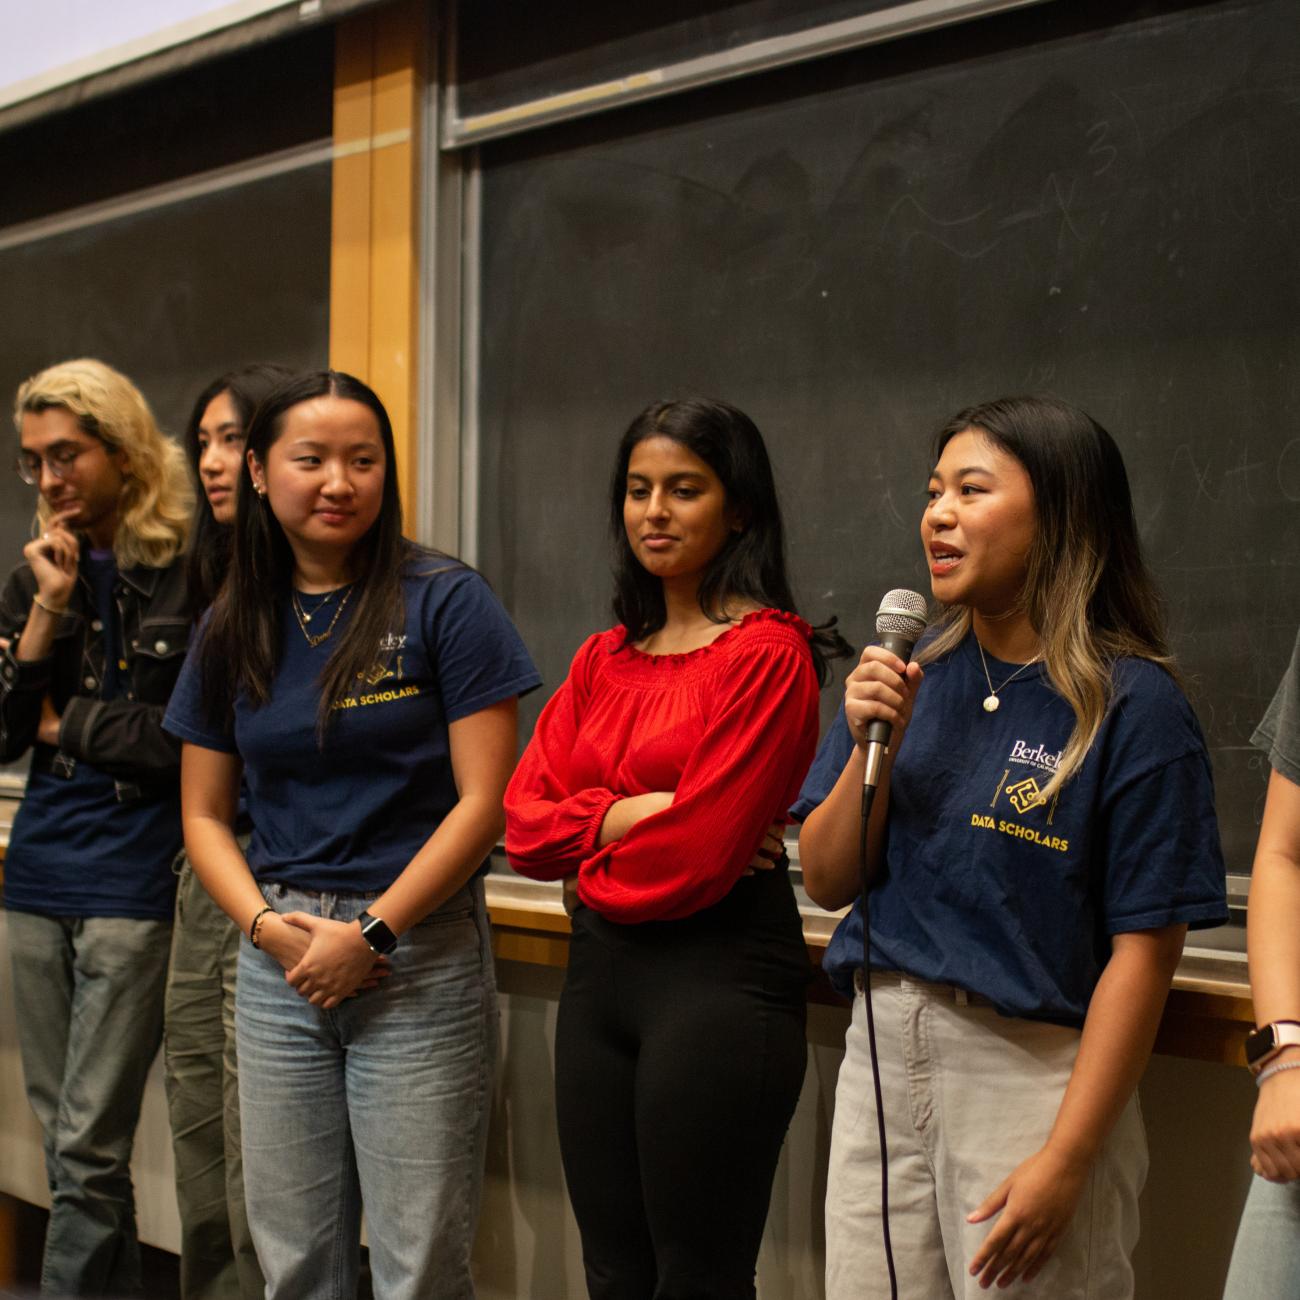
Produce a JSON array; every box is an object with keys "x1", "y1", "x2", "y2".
[
  {"x1": 292, "y1": 584, "x2": 354, "y2": 648},
  {"x1": 976, "y1": 638, "x2": 1041, "y2": 713}
]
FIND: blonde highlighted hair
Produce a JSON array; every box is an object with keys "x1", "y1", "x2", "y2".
[
  {"x1": 15, "y1": 358, "x2": 192, "y2": 569},
  {"x1": 919, "y1": 396, "x2": 1174, "y2": 802}
]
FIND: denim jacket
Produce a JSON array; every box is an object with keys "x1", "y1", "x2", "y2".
[{"x1": 0, "y1": 548, "x2": 190, "y2": 803}]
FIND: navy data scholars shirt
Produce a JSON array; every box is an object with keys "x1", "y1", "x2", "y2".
[
  {"x1": 792, "y1": 633, "x2": 1229, "y2": 1027},
  {"x1": 165, "y1": 556, "x2": 541, "y2": 893}
]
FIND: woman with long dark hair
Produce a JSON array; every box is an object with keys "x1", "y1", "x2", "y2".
[
  {"x1": 164, "y1": 363, "x2": 288, "y2": 1300},
  {"x1": 796, "y1": 395, "x2": 1228, "y2": 1297},
  {"x1": 164, "y1": 370, "x2": 540, "y2": 1299},
  {"x1": 505, "y1": 398, "x2": 847, "y2": 1298}
]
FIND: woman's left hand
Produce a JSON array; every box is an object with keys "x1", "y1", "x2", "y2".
[
  {"x1": 742, "y1": 822, "x2": 785, "y2": 876},
  {"x1": 966, "y1": 1144, "x2": 1089, "y2": 1288},
  {"x1": 281, "y1": 912, "x2": 392, "y2": 1008}
]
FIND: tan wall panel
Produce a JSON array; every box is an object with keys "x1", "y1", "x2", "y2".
[{"x1": 330, "y1": 1, "x2": 423, "y2": 517}]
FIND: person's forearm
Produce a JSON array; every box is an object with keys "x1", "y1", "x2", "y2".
[
  {"x1": 1249, "y1": 848, "x2": 1300, "y2": 1030},
  {"x1": 368, "y1": 791, "x2": 506, "y2": 935},
  {"x1": 184, "y1": 812, "x2": 266, "y2": 935},
  {"x1": 597, "y1": 791, "x2": 674, "y2": 848},
  {"x1": 1042, "y1": 929, "x2": 1184, "y2": 1169},
  {"x1": 1245, "y1": 771, "x2": 1300, "y2": 1075},
  {"x1": 1247, "y1": 773, "x2": 1300, "y2": 1024},
  {"x1": 799, "y1": 746, "x2": 894, "y2": 911},
  {"x1": 16, "y1": 601, "x2": 62, "y2": 662}
]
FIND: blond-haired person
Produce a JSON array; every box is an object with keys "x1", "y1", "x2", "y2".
[{"x1": 1, "y1": 358, "x2": 192, "y2": 1296}]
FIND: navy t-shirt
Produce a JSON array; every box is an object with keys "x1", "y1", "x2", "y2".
[
  {"x1": 791, "y1": 634, "x2": 1229, "y2": 1025},
  {"x1": 5, "y1": 552, "x2": 182, "y2": 920},
  {"x1": 164, "y1": 559, "x2": 541, "y2": 893}
]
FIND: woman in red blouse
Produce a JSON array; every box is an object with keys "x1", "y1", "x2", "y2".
[{"x1": 506, "y1": 398, "x2": 846, "y2": 1299}]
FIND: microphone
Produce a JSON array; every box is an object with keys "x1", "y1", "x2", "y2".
[{"x1": 862, "y1": 589, "x2": 928, "y2": 790}]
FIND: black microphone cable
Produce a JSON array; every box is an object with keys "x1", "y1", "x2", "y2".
[
  {"x1": 855, "y1": 588, "x2": 926, "y2": 1300},
  {"x1": 859, "y1": 777, "x2": 898, "y2": 1300}
]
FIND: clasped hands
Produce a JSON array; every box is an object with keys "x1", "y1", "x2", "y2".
[{"x1": 257, "y1": 911, "x2": 391, "y2": 1009}]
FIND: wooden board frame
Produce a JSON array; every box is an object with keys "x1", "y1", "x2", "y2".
[{"x1": 330, "y1": 0, "x2": 425, "y2": 518}]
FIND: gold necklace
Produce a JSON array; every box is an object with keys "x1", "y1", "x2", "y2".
[
  {"x1": 975, "y1": 638, "x2": 1041, "y2": 713},
  {"x1": 292, "y1": 585, "x2": 354, "y2": 647}
]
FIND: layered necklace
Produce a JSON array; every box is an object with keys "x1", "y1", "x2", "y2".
[
  {"x1": 975, "y1": 638, "x2": 1041, "y2": 713},
  {"x1": 292, "y1": 584, "x2": 354, "y2": 648}
]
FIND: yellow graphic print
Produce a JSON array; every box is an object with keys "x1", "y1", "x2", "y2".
[
  {"x1": 332, "y1": 683, "x2": 420, "y2": 711},
  {"x1": 359, "y1": 655, "x2": 404, "y2": 687},
  {"x1": 973, "y1": 766, "x2": 1069, "y2": 853},
  {"x1": 1006, "y1": 776, "x2": 1047, "y2": 815},
  {"x1": 331, "y1": 643, "x2": 415, "y2": 711}
]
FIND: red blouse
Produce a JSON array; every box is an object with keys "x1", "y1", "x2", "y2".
[{"x1": 504, "y1": 609, "x2": 821, "y2": 924}]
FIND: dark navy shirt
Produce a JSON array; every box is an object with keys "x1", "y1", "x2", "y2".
[
  {"x1": 164, "y1": 558, "x2": 541, "y2": 894},
  {"x1": 792, "y1": 634, "x2": 1229, "y2": 1025},
  {"x1": 84, "y1": 548, "x2": 122, "y2": 699}
]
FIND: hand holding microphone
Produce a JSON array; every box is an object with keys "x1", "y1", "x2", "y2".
[{"x1": 848, "y1": 590, "x2": 927, "y2": 789}]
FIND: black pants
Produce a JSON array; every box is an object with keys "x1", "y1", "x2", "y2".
[{"x1": 555, "y1": 866, "x2": 810, "y2": 1300}]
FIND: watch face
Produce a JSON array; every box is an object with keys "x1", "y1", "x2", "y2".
[
  {"x1": 359, "y1": 911, "x2": 398, "y2": 955},
  {"x1": 1247, "y1": 1025, "x2": 1278, "y2": 1067}
]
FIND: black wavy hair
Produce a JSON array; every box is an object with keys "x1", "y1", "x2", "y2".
[
  {"x1": 183, "y1": 363, "x2": 294, "y2": 615},
  {"x1": 198, "y1": 369, "x2": 419, "y2": 734},
  {"x1": 608, "y1": 397, "x2": 849, "y2": 684}
]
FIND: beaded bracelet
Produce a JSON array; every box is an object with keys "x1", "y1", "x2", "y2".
[
  {"x1": 249, "y1": 905, "x2": 274, "y2": 948},
  {"x1": 1256, "y1": 1060, "x2": 1300, "y2": 1088}
]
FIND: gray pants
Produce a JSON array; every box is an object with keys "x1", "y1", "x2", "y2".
[
  {"x1": 8, "y1": 908, "x2": 172, "y2": 1297},
  {"x1": 163, "y1": 857, "x2": 263, "y2": 1300}
]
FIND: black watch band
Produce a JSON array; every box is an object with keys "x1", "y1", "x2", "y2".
[{"x1": 357, "y1": 910, "x2": 398, "y2": 956}]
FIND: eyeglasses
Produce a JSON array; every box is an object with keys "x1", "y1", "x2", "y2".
[{"x1": 14, "y1": 444, "x2": 95, "y2": 486}]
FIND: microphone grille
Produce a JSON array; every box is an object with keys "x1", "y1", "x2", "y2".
[{"x1": 875, "y1": 588, "x2": 929, "y2": 639}]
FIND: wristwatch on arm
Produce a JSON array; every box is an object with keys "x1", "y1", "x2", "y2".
[
  {"x1": 357, "y1": 910, "x2": 398, "y2": 956},
  {"x1": 1245, "y1": 1020, "x2": 1300, "y2": 1074}
]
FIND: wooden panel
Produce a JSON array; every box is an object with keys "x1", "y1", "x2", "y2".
[
  {"x1": 330, "y1": 0, "x2": 424, "y2": 516},
  {"x1": 1155, "y1": 991, "x2": 1254, "y2": 1067},
  {"x1": 329, "y1": 14, "x2": 374, "y2": 379},
  {"x1": 484, "y1": 890, "x2": 1256, "y2": 1065}
]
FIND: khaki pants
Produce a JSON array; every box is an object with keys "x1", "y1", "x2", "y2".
[
  {"x1": 826, "y1": 971, "x2": 1146, "y2": 1300},
  {"x1": 163, "y1": 855, "x2": 263, "y2": 1300}
]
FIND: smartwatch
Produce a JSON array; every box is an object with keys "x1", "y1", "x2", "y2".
[
  {"x1": 1245, "y1": 1021, "x2": 1300, "y2": 1073},
  {"x1": 357, "y1": 910, "x2": 398, "y2": 956}
]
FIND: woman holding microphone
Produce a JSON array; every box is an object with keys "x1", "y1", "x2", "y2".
[
  {"x1": 505, "y1": 397, "x2": 846, "y2": 1299},
  {"x1": 796, "y1": 395, "x2": 1227, "y2": 1297}
]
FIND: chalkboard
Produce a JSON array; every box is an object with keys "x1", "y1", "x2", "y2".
[
  {"x1": 0, "y1": 29, "x2": 333, "y2": 621},
  {"x1": 476, "y1": 0, "x2": 1300, "y2": 876}
]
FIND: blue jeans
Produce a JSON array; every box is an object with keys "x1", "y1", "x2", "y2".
[
  {"x1": 236, "y1": 877, "x2": 498, "y2": 1300},
  {"x1": 1223, "y1": 1174, "x2": 1300, "y2": 1298},
  {"x1": 7, "y1": 909, "x2": 172, "y2": 1297}
]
